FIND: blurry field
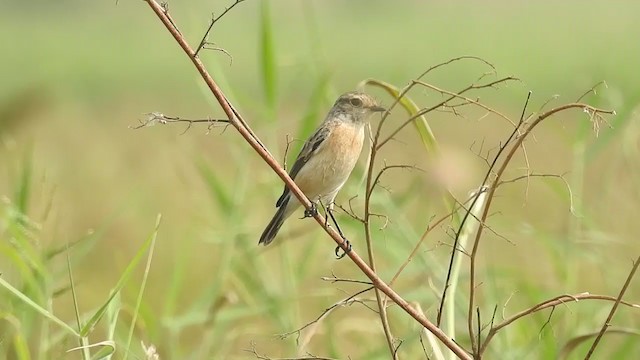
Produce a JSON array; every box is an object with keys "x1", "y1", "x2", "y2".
[{"x1": 1, "y1": 0, "x2": 639, "y2": 359}]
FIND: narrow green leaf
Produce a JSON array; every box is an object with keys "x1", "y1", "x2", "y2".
[
  {"x1": 80, "y1": 215, "x2": 162, "y2": 336},
  {"x1": 67, "y1": 244, "x2": 90, "y2": 360},
  {"x1": 260, "y1": 0, "x2": 277, "y2": 115},
  {"x1": 359, "y1": 78, "x2": 438, "y2": 154},
  {"x1": 0, "y1": 278, "x2": 79, "y2": 336},
  {"x1": 67, "y1": 341, "x2": 116, "y2": 360},
  {"x1": 106, "y1": 291, "x2": 121, "y2": 340},
  {"x1": 124, "y1": 214, "x2": 160, "y2": 360},
  {"x1": 0, "y1": 313, "x2": 32, "y2": 360},
  {"x1": 12, "y1": 333, "x2": 31, "y2": 360},
  {"x1": 91, "y1": 346, "x2": 116, "y2": 360},
  {"x1": 161, "y1": 241, "x2": 188, "y2": 318},
  {"x1": 15, "y1": 149, "x2": 33, "y2": 214},
  {"x1": 292, "y1": 74, "x2": 331, "y2": 159},
  {"x1": 197, "y1": 159, "x2": 233, "y2": 214}
]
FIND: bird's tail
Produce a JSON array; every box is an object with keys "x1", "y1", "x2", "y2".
[{"x1": 259, "y1": 198, "x2": 293, "y2": 245}]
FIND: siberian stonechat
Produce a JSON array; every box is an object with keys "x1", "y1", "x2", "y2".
[{"x1": 259, "y1": 91, "x2": 385, "y2": 256}]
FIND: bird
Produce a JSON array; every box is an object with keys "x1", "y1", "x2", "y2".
[{"x1": 259, "y1": 91, "x2": 385, "y2": 256}]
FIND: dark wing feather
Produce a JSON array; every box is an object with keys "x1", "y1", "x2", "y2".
[{"x1": 275, "y1": 126, "x2": 329, "y2": 207}]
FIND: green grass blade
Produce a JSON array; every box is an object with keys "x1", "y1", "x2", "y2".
[
  {"x1": 260, "y1": 0, "x2": 277, "y2": 117},
  {"x1": 67, "y1": 341, "x2": 116, "y2": 360},
  {"x1": 67, "y1": 244, "x2": 90, "y2": 360},
  {"x1": 197, "y1": 159, "x2": 233, "y2": 215},
  {"x1": 0, "y1": 277, "x2": 79, "y2": 336},
  {"x1": 13, "y1": 333, "x2": 32, "y2": 360},
  {"x1": 359, "y1": 78, "x2": 438, "y2": 153},
  {"x1": 123, "y1": 214, "x2": 160, "y2": 360},
  {"x1": 106, "y1": 291, "x2": 121, "y2": 342},
  {"x1": 80, "y1": 215, "x2": 162, "y2": 337},
  {"x1": 0, "y1": 313, "x2": 32, "y2": 360},
  {"x1": 15, "y1": 149, "x2": 33, "y2": 214},
  {"x1": 292, "y1": 74, "x2": 331, "y2": 157},
  {"x1": 445, "y1": 186, "x2": 487, "y2": 353}
]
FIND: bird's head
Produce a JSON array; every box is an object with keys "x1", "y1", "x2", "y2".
[{"x1": 330, "y1": 91, "x2": 386, "y2": 123}]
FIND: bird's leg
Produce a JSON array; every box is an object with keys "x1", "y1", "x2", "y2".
[
  {"x1": 326, "y1": 202, "x2": 352, "y2": 259},
  {"x1": 318, "y1": 200, "x2": 330, "y2": 229}
]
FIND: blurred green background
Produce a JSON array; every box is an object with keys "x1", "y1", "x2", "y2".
[{"x1": 1, "y1": 0, "x2": 639, "y2": 359}]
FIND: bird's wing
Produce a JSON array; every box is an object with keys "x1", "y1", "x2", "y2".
[{"x1": 275, "y1": 125, "x2": 330, "y2": 207}]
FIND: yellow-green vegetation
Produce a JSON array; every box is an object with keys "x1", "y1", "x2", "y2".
[{"x1": 1, "y1": 1, "x2": 639, "y2": 359}]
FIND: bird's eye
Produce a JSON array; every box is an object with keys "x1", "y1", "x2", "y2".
[{"x1": 349, "y1": 98, "x2": 363, "y2": 107}]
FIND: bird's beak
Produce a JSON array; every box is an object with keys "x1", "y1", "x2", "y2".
[{"x1": 370, "y1": 105, "x2": 386, "y2": 112}]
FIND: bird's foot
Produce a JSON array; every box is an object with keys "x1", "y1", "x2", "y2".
[
  {"x1": 302, "y1": 203, "x2": 318, "y2": 219},
  {"x1": 334, "y1": 239, "x2": 352, "y2": 260}
]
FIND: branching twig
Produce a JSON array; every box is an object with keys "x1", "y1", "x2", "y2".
[
  {"x1": 368, "y1": 56, "x2": 498, "y2": 144},
  {"x1": 320, "y1": 273, "x2": 373, "y2": 286},
  {"x1": 437, "y1": 94, "x2": 532, "y2": 337},
  {"x1": 377, "y1": 76, "x2": 518, "y2": 149},
  {"x1": 370, "y1": 164, "x2": 420, "y2": 194},
  {"x1": 389, "y1": 192, "x2": 479, "y2": 288},
  {"x1": 413, "y1": 80, "x2": 517, "y2": 128},
  {"x1": 479, "y1": 292, "x2": 640, "y2": 354},
  {"x1": 278, "y1": 287, "x2": 374, "y2": 341},
  {"x1": 335, "y1": 201, "x2": 364, "y2": 223},
  {"x1": 466, "y1": 100, "x2": 614, "y2": 355},
  {"x1": 195, "y1": 0, "x2": 247, "y2": 56},
  {"x1": 245, "y1": 342, "x2": 339, "y2": 360},
  {"x1": 576, "y1": 80, "x2": 608, "y2": 103},
  {"x1": 497, "y1": 172, "x2": 577, "y2": 215},
  {"x1": 130, "y1": 112, "x2": 230, "y2": 134}
]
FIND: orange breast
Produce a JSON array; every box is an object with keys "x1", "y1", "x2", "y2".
[{"x1": 294, "y1": 122, "x2": 365, "y2": 202}]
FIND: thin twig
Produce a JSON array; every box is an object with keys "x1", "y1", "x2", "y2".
[
  {"x1": 194, "y1": 0, "x2": 247, "y2": 56},
  {"x1": 585, "y1": 255, "x2": 640, "y2": 359},
  {"x1": 370, "y1": 164, "x2": 419, "y2": 194},
  {"x1": 467, "y1": 101, "x2": 614, "y2": 355},
  {"x1": 436, "y1": 93, "x2": 531, "y2": 337},
  {"x1": 363, "y1": 56, "x2": 498, "y2": 146},
  {"x1": 413, "y1": 79, "x2": 517, "y2": 128},
  {"x1": 320, "y1": 272, "x2": 373, "y2": 286},
  {"x1": 278, "y1": 287, "x2": 374, "y2": 340},
  {"x1": 377, "y1": 77, "x2": 518, "y2": 149},
  {"x1": 130, "y1": 113, "x2": 230, "y2": 134},
  {"x1": 364, "y1": 124, "x2": 398, "y2": 360},
  {"x1": 465, "y1": 99, "x2": 614, "y2": 355},
  {"x1": 245, "y1": 341, "x2": 338, "y2": 360},
  {"x1": 497, "y1": 172, "x2": 577, "y2": 215},
  {"x1": 388, "y1": 193, "x2": 477, "y2": 289},
  {"x1": 480, "y1": 292, "x2": 640, "y2": 354},
  {"x1": 576, "y1": 81, "x2": 608, "y2": 103}
]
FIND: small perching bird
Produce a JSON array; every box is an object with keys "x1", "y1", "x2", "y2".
[{"x1": 259, "y1": 91, "x2": 385, "y2": 257}]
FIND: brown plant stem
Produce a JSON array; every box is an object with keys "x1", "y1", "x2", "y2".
[
  {"x1": 364, "y1": 148, "x2": 398, "y2": 360},
  {"x1": 584, "y1": 255, "x2": 640, "y2": 359},
  {"x1": 479, "y1": 292, "x2": 640, "y2": 354}
]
